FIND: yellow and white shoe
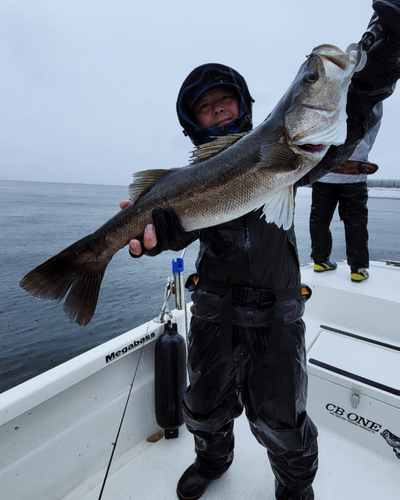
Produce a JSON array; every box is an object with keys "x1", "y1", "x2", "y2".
[
  {"x1": 351, "y1": 269, "x2": 369, "y2": 283},
  {"x1": 313, "y1": 261, "x2": 337, "y2": 273}
]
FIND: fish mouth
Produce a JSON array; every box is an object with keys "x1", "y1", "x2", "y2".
[
  {"x1": 297, "y1": 143, "x2": 327, "y2": 154},
  {"x1": 312, "y1": 44, "x2": 351, "y2": 71}
]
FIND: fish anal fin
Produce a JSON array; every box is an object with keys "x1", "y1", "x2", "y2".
[
  {"x1": 190, "y1": 133, "x2": 246, "y2": 163},
  {"x1": 129, "y1": 169, "x2": 174, "y2": 203},
  {"x1": 260, "y1": 186, "x2": 294, "y2": 230}
]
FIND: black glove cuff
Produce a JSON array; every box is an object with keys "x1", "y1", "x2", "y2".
[
  {"x1": 129, "y1": 207, "x2": 197, "y2": 258},
  {"x1": 152, "y1": 207, "x2": 194, "y2": 252}
]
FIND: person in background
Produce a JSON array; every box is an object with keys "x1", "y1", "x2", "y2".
[
  {"x1": 121, "y1": 2, "x2": 400, "y2": 498},
  {"x1": 309, "y1": 115, "x2": 381, "y2": 282}
]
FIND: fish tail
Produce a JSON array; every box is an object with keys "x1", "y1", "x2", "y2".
[{"x1": 19, "y1": 241, "x2": 110, "y2": 326}]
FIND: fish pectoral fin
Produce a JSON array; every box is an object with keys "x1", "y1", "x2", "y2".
[
  {"x1": 190, "y1": 133, "x2": 246, "y2": 163},
  {"x1": 258, "y1": 142, "x2": 299, "y2": 171},
  {"x1": 260, "y1": 187, "x2": 294, "y2": 230},
  {"x1": 129, "y1": 169, "x2": 176, "y2": 202}
]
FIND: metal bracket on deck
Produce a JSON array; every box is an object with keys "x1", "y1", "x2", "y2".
[
  {"x1": 154, "y1": 278, "x2": 174, "y2": 324},
  {"x1": 351, "y1": 387, "x2": 361, "y2": 409},
  {"x1": 155, "y1": 249, "x2": 187, "y2": 325}
]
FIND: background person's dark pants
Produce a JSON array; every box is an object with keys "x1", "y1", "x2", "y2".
[
  {"x1": 182, "y1": 316, "x2": 318, "y2": 499},
  {"x1": 310, "y1": 181, "x2": 369, "y2": 272}
]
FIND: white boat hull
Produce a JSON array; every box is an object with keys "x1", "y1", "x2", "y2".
[{"x1": 0, "y1": 261, "x2": 399, "y2": 499}]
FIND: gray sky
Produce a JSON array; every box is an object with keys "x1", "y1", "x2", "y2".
[{"x1": 1, "y1": 0, "x2": 399, "y2": 187}]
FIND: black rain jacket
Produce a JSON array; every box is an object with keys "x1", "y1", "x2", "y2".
[{"x1": 181, "y1": 35, "x2": 400, "y2": 325}]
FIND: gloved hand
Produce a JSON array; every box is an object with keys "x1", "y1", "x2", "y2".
[
  {"x1": 373, "y1": 1, "x2": 400, "y2": 37},
  {"x1": 358, "y1": 1, "x2": 400, "y2": 72},
  {"x1": 152, "y1": 207, "x2": 198, "y2": 252},
  {"x1": 130, "y1": 207, "x2": 198, "y2": 258}
]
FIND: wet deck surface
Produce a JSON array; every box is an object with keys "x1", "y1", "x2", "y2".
[{"x1": 73, "y1": 411, "x2": 399, "y2": 500}]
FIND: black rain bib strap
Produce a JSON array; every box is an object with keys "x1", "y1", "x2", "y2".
[{"x1": 186, "y1": 275, "x2": 310, "y2": 362}]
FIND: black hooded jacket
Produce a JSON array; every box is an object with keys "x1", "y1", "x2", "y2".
[{"x1": 168, "y1": 30, "x2": 400, "y2": 324}]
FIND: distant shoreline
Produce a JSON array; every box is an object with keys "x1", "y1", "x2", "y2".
[{"x1": 297, "y1": 185, "x2": 400, "y2": 199}]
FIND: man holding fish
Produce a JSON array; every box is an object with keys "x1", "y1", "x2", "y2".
[
  {"x1": 123, "y1": 2, "x2": 400, "y2": 499},
  {"x1": 20, "y1": 1, "x2": 400, "y2": 499}
]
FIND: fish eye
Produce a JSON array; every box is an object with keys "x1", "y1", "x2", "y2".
[{"x1": 304, "y1": 71, "x2": 319, "y2": 83}]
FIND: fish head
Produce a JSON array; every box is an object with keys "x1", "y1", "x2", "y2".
[{"x1": 284, "y1": 44, "x2": 357, "y2": 158}]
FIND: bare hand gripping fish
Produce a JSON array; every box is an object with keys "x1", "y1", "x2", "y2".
[{"x1": 20, "y1": 45, "x2": 357, "y2": 325}]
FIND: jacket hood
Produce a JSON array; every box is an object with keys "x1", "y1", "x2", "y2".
[{"x1": 176, "y1": 63, "x2": 254, "y2": 145}]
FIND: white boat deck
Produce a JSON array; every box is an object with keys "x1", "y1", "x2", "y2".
[
  {"x1": 73, "y1": 411, "x2": 399, "y2": 500},
  {"x1": 74, "y1": 261, "x2": 400, "y2": 500}
]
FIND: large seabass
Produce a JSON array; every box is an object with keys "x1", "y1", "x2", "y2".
[{"x1": 20, "y1": 44, "x2": 357, "y2": 325}]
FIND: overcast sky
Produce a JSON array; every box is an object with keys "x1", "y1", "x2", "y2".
[{"x1": 1, "y1": 0, "x2": 399, "y2": 187}]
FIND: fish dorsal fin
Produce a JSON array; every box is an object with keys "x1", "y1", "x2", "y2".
[
  {"x1": 129, "y1": 169, "x2": 173, "y2": 202},
  {"x1": 260, "y1": 186, "x2": 294, "y2": 230},
  {"x1": 258, "y1": 141, "x2": 299, "y2": 171},
  {"x1": 190, "y1": 133, "x2": 246, "y2": 163}
]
